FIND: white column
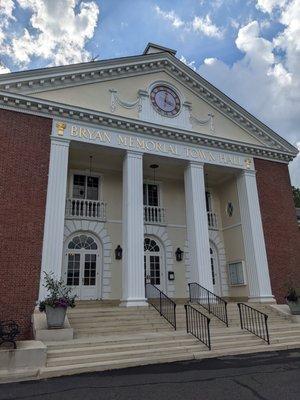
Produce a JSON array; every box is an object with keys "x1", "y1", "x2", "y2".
[
  {"x1": 237, "y1": 170, "x2": 274, "y2": 302},
  {"x1": 120, "y1": 150, "x2": 146, "y2": 306},
  {"x1": 39, "y1": 137, "x2": 70, "y2": 300},
  {"x1": 184, "y1": 161, "x2": 213, "y2": 291}
]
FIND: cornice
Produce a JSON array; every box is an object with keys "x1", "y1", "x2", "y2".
[
  {"x1": 0, "y1": 90, "x2": 295, "y2": 163},
  {"x1": 0, "y1": 52, "x2": 297, "y2": 155}
]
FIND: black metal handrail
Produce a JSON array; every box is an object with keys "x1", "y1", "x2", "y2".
[
  {"x1": 145, "y1": 283, "x2": 176, "y2": 330},
  {"x1": 237, "y1": 303, "x2": 270, "y2": 344},
  {"x1": 185, "y1": 304, "x2": 211, "y2": 350},
  {"x1": 188, "y1": 282, "x2": 228, "y2": 326}
]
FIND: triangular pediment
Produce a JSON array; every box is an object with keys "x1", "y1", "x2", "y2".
[{"x1": 0, "y1": 45, "x2": 297, "y2": 155}]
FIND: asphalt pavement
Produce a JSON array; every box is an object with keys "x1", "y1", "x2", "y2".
[{"x1": 1, "y1": 349, "x2": 300, "y2": 400}]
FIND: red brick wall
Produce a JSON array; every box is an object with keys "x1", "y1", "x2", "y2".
[
  {"x1": 255, "y1": 158, "x2": 300, "y2": 303},
  {"x1": 0, "y1": 109, "x2": 52, "y2": 339}
]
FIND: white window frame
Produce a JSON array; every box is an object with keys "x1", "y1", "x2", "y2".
[
  {"x1": 143, "y1": 180, "x2": 163, "y2": 207},
  {"x1": 68, "y1": 169, "x2": 102, "y2": 201},
  {"x1": 227, "y1": 260, "x2": 247, "y2": 286},
  {"x1": 205, "y1": 189, "x2": 213, "y2": 213}
]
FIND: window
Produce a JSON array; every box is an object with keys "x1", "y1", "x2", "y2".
[
  {"x1": 143, "y1": 183, "x2": 159, "y2": 206},
  {"x1": 68, "y1": 235, "x2": 98, "y2": 250},
  {"x1": 228, "y1": 261, "x2": 245, "y2": 285},
  {"x1": 206, "y1": 191, "x2": 212, "y2": 212},
  {"x1": 72, "y1": 174, "x2": 99, "y2": 200}
]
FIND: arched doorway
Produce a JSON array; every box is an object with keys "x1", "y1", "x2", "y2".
[
  {"x1": 144, "y1": 237, "x2": 166, "y2": 292},
  {"x1": 63, "y1": 233, "x2": 101, "y2": 300},
  {"x1": 210, "y1": 242, "x2": 221, "y2": 296}
]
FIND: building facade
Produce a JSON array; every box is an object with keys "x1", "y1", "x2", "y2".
[{"x1": 0, "y1": 43, "x2": 299, "y2": 338}]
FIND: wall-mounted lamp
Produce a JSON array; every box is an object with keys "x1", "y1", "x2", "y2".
[
  {"x1": 115, "y1": 245, "x2": 123, "y2": 260},
  {"x1": 175, "y1": 247, "x2": 184, "y2": 262}
]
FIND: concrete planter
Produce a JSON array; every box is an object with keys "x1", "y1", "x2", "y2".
[
  {"x1": 45, "y1": 305, "x2": 67, "y2": 329},
  {"x1": 287, "y1": 300, "x2": 300, "y2": 315}
]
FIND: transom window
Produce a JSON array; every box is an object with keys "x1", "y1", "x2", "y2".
[
  {"x1": 73, "y1": 174, "x2": 99, "y2": 201},
  {"x1": 143, "y1": 183, "x2": 159, "y2": 207},
  {"x1": 144, "y1": 237, "x2": 160, "y2": 252},
  {"x1": 68, "y1": 235, "x2": 98, "y2": 250}
]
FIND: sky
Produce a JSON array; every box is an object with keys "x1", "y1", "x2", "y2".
[{"x1": 0, "y1": 0, "x2": 299, "y2": 186}]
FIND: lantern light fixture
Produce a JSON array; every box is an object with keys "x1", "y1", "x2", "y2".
[
  {"x1": 115, "y1": 245, "x2": 122, "y2": 260},
  {"x1": 175, "y1": 247, "x2": 184, "y2": 262}
]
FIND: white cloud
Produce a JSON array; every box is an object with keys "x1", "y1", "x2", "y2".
[
  {"x1": 0, "y1": 0, "x2": 15, "y2": 46},
  {"x1": 180, "y1": 55, "x2": 196, "y2": 70},
  {"x1": 154, "y1": 5, "x2": 223, "y2": 39},
  {"x1": 0, "y1": 62, "x2": 10, "y2": 74},
  {"x1": 195, "y1": 1, "x2": 300, "y2": 186},
  {"x1": 2, "y1": 0, "x2": 100, "y2": 67},
  {"x1": 256, "y1": 0, "x2": 287, "y2": 13},
  {"x1": 192, "y1": 15, "x2": 223, "y2": 38},
  {"x1": 154, "y1": 6, "x2": 184, "y2": 28},
  {"x1": 236, "y1": 21, "x2": 274, "y2": 64}
]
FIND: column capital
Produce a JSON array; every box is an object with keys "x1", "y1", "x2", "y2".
[
  {"x1": 186, "y1": 160, "x2": 205, "y2": 169},
  {"x1": 50, "y1": 136, "x2": 70, "y2": 147},
  {"x1": 240, "y1": 169, "x2": 256, "y2": 177},
  {"x1": 124, "y1": 149, "x2": 143, "y2": 159}
]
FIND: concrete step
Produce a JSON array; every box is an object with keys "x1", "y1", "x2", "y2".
[
  {"x1": 47, "y1": 338, "x2": 199, "y2": 358},
  {"x1": 69, "y1": 319, "x2": 171, "y2": 329},
  {"x1": 46, "y1": 343, "x2": 206, "y2": 367},
  {"x1": 39, "y1": 352, "x2": 196, "y2": 379},
  {"x1": 46, "y1": 331, "x2": 192, "y2": 349}
]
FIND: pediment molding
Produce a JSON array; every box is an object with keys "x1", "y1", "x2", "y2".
[
  {"x1": 0, "y1": 90, "x2": 295, "y2": 163},
  {"x1": 0, "y1": 52, "x2": 297, "y2": 155}
]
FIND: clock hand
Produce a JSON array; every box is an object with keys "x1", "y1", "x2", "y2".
[{"x1": 164, "y1": 92, "x2": 168, "y2": 106}]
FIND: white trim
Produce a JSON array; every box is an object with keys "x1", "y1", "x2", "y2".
[
  {"x1": 144, "y1": 225, "x2": 175, "y2": 297},
  {"x1": 0, "y1": 50, "x2": 296, "y2": 155},
  {"x1": 0, "y1": 91, "x2": 294, "y2": 162},
  {"x1": 237, "y1": 170, "x2": 274, "y2": 301},
  {"x1": 63, "y1": 232, "x2": 102, "y2": 300},
  {"x1": 63, "y1": 220, "x2": 112, "y2": 299},
  {"x1": 209, "y1": 231, "x2": 228, "y2": 296},
  {"x1": 144, "y1": 235, "x2": 166, "y2": 292},
  {"x1": 39, "y1": 138, "x2": 70, "y2": 300}
]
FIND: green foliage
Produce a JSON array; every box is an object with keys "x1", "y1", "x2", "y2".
[
  {"x1": 39, "y1": 272, "x2": 76, "y2": 312},
  {"x1": 292, "y1": 186, "x2": 300, "y2": 207}
]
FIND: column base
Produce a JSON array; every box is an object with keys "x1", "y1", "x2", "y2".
[
  {"x1": 248, "y1": 295, "x2": 276, "y2": 304},
  {"x1": 119, "y1": 298, "x2": 148, "y2": 307}
]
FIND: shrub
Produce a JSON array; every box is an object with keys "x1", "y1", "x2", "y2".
[{"x1": 39, "y1": 272, "x2": 76, "y2": 312}]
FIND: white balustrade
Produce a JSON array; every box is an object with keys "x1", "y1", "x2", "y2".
[
  {"x1": 207, "y1": 212, "x2": 218, "y2": 229},
  {"x1": 65, "y1": 198, "x2": 107, "y2": 221},
  {"x1": 144, "y1": 206, "x2": 166, "y2": 225}
]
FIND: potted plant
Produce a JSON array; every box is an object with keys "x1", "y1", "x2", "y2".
[
  {"x1": 39, "y1": 272, "x2": 76, "y2": 329},
  {"x1": 285, "y1": 287, "x2": 300, "y2": 315}
]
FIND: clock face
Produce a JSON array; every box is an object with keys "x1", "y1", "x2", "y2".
[{"x1": 150, "y1": 85, "x2": 181, "y2": 117}]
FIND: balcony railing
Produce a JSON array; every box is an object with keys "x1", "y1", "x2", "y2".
[
  {"x1": 144, "y1": 205, "x2": 166, "y2": 225},
  {"x1": 207, "y1": 212, "x2": 218, "y2": 229},
  {"x1": 65, "y1": 198, "x2": 107, "y2": 221}
]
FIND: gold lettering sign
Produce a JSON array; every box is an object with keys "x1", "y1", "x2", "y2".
[
  {"x1": 64, "y1": 124, "x2": 247, "y2": 169},
  {"x1": 71, "y1": 126, "x2": 111, "y2": 143}
]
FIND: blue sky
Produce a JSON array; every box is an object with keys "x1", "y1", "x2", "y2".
[{"x1": 0, "y1": 0, "x2": 299, "y2": 186}]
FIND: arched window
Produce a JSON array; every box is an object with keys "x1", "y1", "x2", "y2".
[
  {"x1": 68, "y1": 235, "x2": 98, "y2": 250},
  {"x1": 144, "y1": 238, "x2": 160, "y2": 252}
]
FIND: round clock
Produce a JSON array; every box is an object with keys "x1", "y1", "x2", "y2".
[{"x1": 150, "y1": 85, "x2": 181, "y2": 117}]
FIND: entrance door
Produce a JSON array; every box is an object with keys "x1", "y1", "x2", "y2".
[
  {"x1": 144, "y1": 237, "x2": 165, "y2": 292},
  {"x1": 64, "y1": 234, "x2": 100, "y2": 300},
  {"x1": 210, "y1": 244, "x2": 221, "y2": 296}
]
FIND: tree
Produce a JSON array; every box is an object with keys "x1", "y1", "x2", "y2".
[{"x1": 292, "y1": 186, "x2": 300, "y2": 207}]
